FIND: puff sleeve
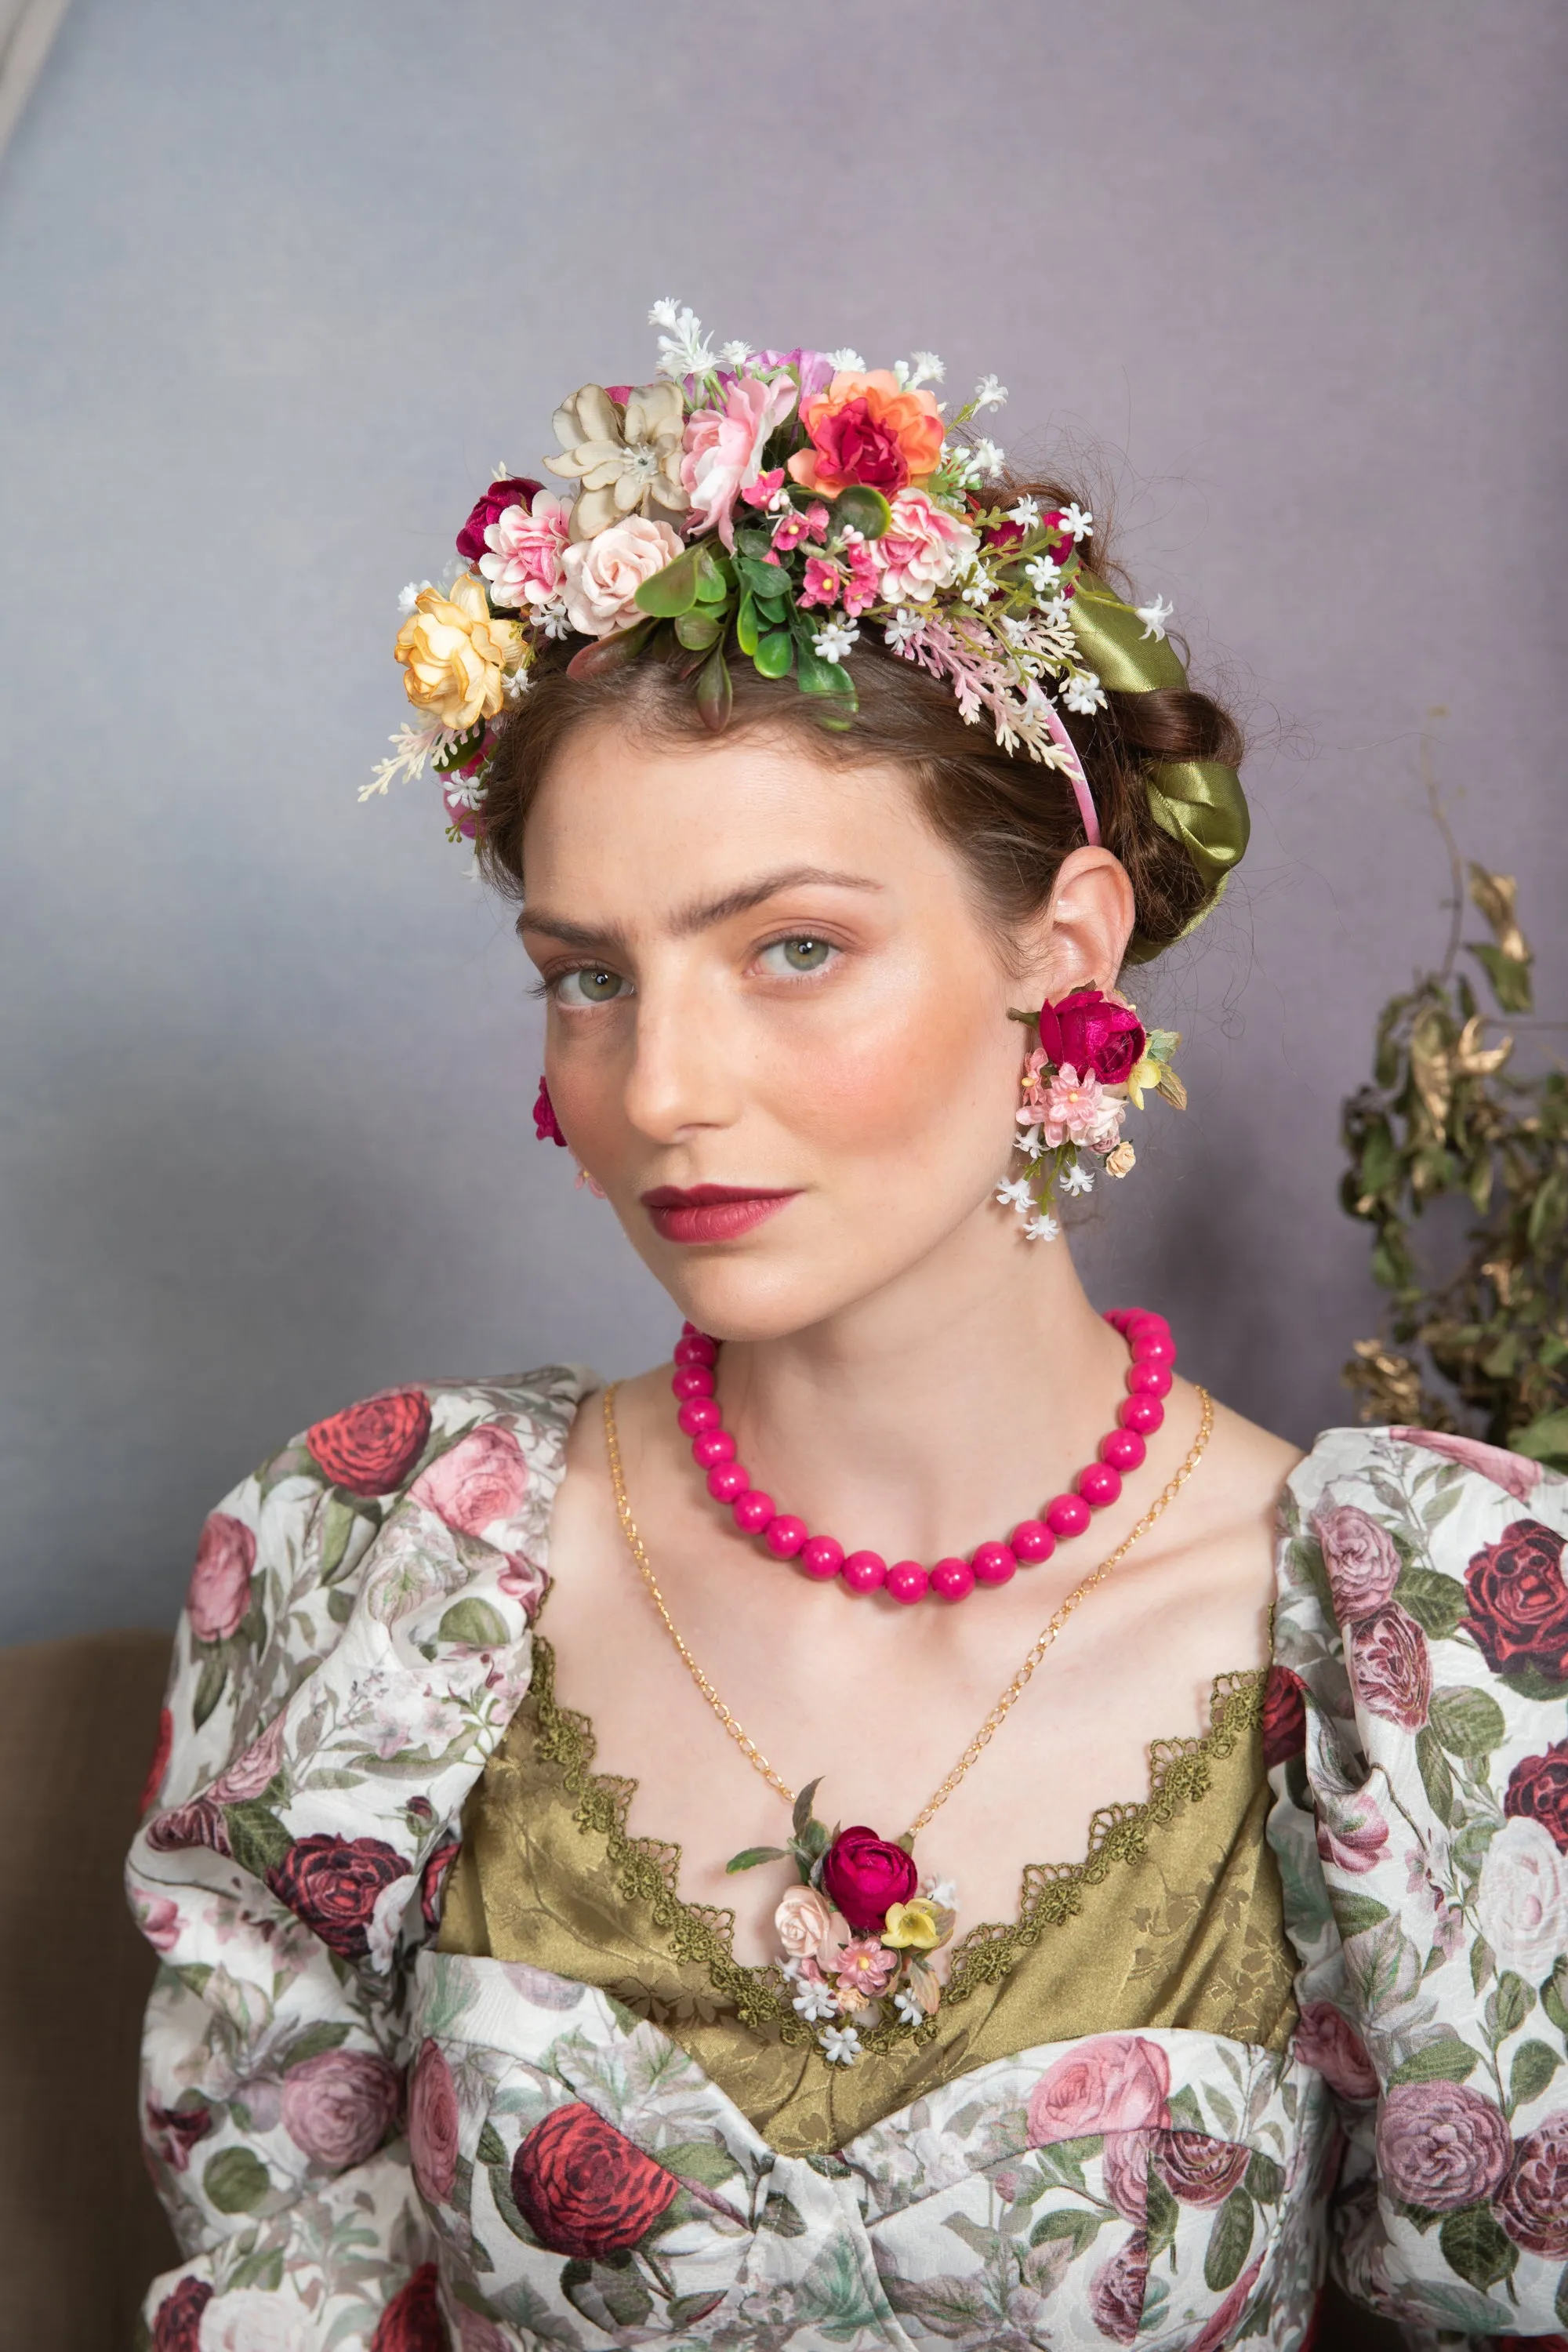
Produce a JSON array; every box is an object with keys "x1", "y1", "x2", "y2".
[
  {"x1": 1268, "y1": 1426, "x2": 1568, "y2": 2341},
  {"x1": 126, "y1": 1370, "x2": 585, "y2": 2348}
]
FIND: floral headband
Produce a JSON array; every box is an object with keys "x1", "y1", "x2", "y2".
[{"x1": 368, "y1": 303, "x2": 1248, "y2": 930}]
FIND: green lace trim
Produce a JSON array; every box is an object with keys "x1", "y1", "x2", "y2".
[{"x1": 527, "y1": 1633, "x2": 1265, "y2": 2065}]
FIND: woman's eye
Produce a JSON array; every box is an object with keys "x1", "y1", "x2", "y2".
[
  {"x1": 554, "y1": 965, "x2": 631, "y2": 1006},
  {"x1": 759, "y1": 936, "x2": 836, "y2": 977}
]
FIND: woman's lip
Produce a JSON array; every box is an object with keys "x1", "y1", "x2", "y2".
[{"x1": 641, "y1": 1187, "x2": 800, "y2": 1245}]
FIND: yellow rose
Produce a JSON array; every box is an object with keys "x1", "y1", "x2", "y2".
[
  {"x1": 394, "y1": 574, "x2": 521, "y2": 731},
  {"x1": 881, "y1": 1898, "x2": 944, "y2": 1951}
]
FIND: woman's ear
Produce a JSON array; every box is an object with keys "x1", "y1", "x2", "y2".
[{"x1": 1017, "y1": 847, "x2": 1136, "y2": 1002}]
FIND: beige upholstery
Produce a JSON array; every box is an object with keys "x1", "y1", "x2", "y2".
[{"x1": 0, "y1": 1630, "x2": 177, "y2": 2350}]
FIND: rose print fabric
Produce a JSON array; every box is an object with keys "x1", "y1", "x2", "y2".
[{"x1": 132, "y1": 1385, "x2": 1567, "y2": 2347}]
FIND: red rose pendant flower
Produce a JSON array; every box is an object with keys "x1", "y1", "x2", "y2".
[
  {"x1": 821, "y1": 1824, "x2": 920, "y2": 1933},
  {"x1": 1037, "y1": 987, "x2": 1147, "y2": 1085}
]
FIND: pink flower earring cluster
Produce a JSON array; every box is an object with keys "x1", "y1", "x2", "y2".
[
  {"x1": 533, "y1": 1076, "x2": 605, "y2": 1196},
  {"x1": 999, "y1": 988, "x2": 1186, "y2": 1240}
]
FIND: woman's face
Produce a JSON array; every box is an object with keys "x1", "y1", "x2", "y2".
[{"x1": 520, "y1": 717, "x2": 1071, "y2": 1340}]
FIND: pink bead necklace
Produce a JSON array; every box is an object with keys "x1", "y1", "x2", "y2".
[{"x1": 670, "y1": 1308, "x2": 1177, "y2": 1606}]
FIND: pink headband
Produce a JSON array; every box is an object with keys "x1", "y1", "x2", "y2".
[{"x1": 1036, "y1": 697, "x2": 1101, "y2": 846}]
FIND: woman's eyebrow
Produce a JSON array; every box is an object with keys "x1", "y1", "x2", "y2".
[{"x1": 518, "y1": 866, "x2": 882, "y2": 949}]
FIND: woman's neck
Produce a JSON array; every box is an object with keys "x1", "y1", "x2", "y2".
[{"x1": 708, "y1": 1214, "x2": 1135, "y2": 1566}]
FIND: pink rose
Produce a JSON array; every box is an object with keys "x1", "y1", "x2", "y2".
[
  {"x1": 1189, "y1": 2256, "x2": 1265, "y2": 2352},
  {"x1": 1037, "y1": 1065, "x2": 1123, "y2": 1152},
  {"x1": 138, "y1": 1895, "x2": 183, "y2": 1954},
  {"x1": 1391, "y1": 1427, "x2": 1543, "y2": 1503},
  {"x1": 1348, "y1": 1603, "x2": 1432, "y2": 1727},
  {"x1": 411, "y1": 1426, "x2": 528, "y2": 1539},
  {"x1": 281, "y1": 2048, "x2": 401, "y2": 2167},
  {"x1": 187, "y1": 1512, "x2": 256, "y2": 1643},
  {"x1": 1102, "y1": 2129, "x2": 1155, "y2": 2221},
  {"x1": 478, "y1": 491, "x2": 572, "y2": 611},
  {"x1": 408, "y1": 2038, "x2": 461, "y2": 2206},
  {"x1": 561, "y1": 515, "x2": 684, "y2": 637},
  {"x1": 209, "y1": 1713, "x2": 285, "y2": 1803},
  {"x1": 456, "y1": 475, "x2": 543, "y2": 564},
  {"x1": 1087, "y1": 2232, "x2": 1146, "y2": 2343},
  {"x1": 1027, "y1": 2034, "x2": 1171, "y2": 2145},
  {"x1": 1496, "y1": 2109, "x2": 1568, "y2": 2256},
  {"x1": 1152, "y1": 2131, "x2": 1250, "y2": 2206},
  {"x1": 498, "y1": 1552, "x2": 546, "y2": 1617},
  {"x1": 874, "y1": 487, "x2": 978, "y2": 604},
  {"x1": 1315, "y1": 1502, "x2": 1401, "y2": 1621},
  {"x1": 1316, "y1": 1789, "x2": 1391, "y2": 1875},
  {"x1": 821, "y1": 1825, "x2": 918, "y2": 1933},
  {"x1": 775, "y1": 1882, "x2": 834, "y2": 1959},
  {"x1": 1294, "y1": 2002, "x2": 1378, "y2": 2101},
  {"x1": 681, "y1": 372, "x2": 797, "y2": 549},
  {"x1": 146, "y1": 2099, "x2": 212, "y2": 2174},
  {"x1": 1376, "y1": 2078, "x2": 1512, "y2": 2212}
]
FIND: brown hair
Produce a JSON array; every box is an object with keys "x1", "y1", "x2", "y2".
[{"x1": 477, "y1": 475, "x2": 1243, "y2": 960}]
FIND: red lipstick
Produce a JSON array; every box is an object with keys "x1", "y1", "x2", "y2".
[{"x1": 640, "y1": 1183, "x2": 799, "y2": 1245}]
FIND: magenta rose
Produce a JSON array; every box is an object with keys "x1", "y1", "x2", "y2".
[
  {"x1": 145, "y1": 2098, "x2": 213, "y2": 2173},
  {"x1": 1376, "y1": 2078, "x2": 1512, "y2": 2212},
  {"x1": 456, "y1": 474, "x2": 543, "y2": 563},
  {"x1": 1037, "y1": 988, "x2": 1147, "y2": 1086},
  {"x1": 1087, "y1": 2232, "x2": 1146, "y2": 2343},
  {"x1": 281, "y1": 2048, "x2": 401, "y2": 2167},
  {"x1": 1504, "y1": 1737, "x2": 1568, "y2": 1853},
  {"x1": 408, "y1": 2039, "x2": 461, "y2": 2206},
  {"x1": 1348, "y1": 1603, "x2": 1432, "y2": 1727},
  {"x1": 1152, "y1": 2131, "x2": 1250, "y2": 2206},
  {"x1": 1294, "y1": 2001, "x2": 1378, "y2": 2101},
  {"x1": 1261, "y1": 1664, "x2": 1307, "y2": 1769},
  {"x1": 411, "y1": 1427, "x2": 528, "y2": 1538},
  {"x1": 187, "y1": 1512, "x2": 256, "y2": 1643},
  {"x1": 1027, "y1": 2034, "x2": 1171, "y2": 2145},
  {"x1": 1391, "y1": 1428, "x2": 1542, "y2": 1502},
  {"x1": 140, "y1": 1705, "x2": 173, "y2": 1816},
  {"x1": 511, "y1": 2100, "x2": 678, "y2": 2257},
  {"x1": 370, "y1": 2263, "x2": 449, "y2": 2352},
  {"x1": 151, "y1": 2278, "x2": 213, "y2": 2352},
  {"x1": 533, "y1": 1076, "x2": 567, "y2": 1146},
  {"x1": 1496, "y1": 2109, "x2": 1568, "y2": 2256},
  {"x1": 800, "y1": 394, "x2": 909, "y2": 495},
  {"x1": 307, "y1": 1388, "x2": 433, "y2": 1497},
  {"x1": 821, "y1": 1825, "x2": 919, "y2": 1932},
  {"x1": 419, "y1": 1836, "x2": 461, "y2": 1930},
  {"x1": 1464, "y1": 1518, "x2": 1568, "y2": 1686},
  {"x1": 266, "y1": 1833, "x2": 409, "y2": 1959},
  {"x1": 1315, "y1": 1503, "x2": 1401, "y2": 1621}
]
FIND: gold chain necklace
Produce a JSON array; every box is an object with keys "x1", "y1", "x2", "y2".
[{"x1": 602, "y1": 1380, "x2": 1214, "y2": 1842}]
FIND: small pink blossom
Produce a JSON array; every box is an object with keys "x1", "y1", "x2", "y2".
[
  {"x1": 840, "y1": 539, "x2": 880, "y2": 618},
  {"x1": 832, "y1": 1936, "x2": 898, "y2": 2004},
  {"x1": 741, "y1": 466, "x2": 786, "y2": 510},
  {"x1": 478, "y1": 492, "x2": 573, "y2": 611},
  {"x1": 680, "y1": 372, "x2": 798, "y2": 549},
  {"x1": 771, "y1": 502, "x2": 829, "y2": 553},
  {"x1": 1316, "y1": 1791, "x2": 1390, "y2": 1875},
  {"x1": 875, "y1": 486, "x2": 978, "y2": 604},
  {"x1": 1036, "y1": 1064, "x2": 1125, "y2": 1152},
  {"x1": 138, "y1": 1895, "x2": 182, "y2": 1953},
  {"x1": 799, "y1": 557, "x2": 844, "y2": 610}
]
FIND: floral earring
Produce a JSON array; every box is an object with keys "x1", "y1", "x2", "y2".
[
  {"x1": 996, "y1": 989, "x2": 1185, "y2": 1240},
  {"x1": 534, "y1": 1075, "x2": 607, "y2": 1197}
]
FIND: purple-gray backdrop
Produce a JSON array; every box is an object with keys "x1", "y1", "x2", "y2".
[{"x1": 1, "y1": 1, "x2": 1563, "y2": 1640}]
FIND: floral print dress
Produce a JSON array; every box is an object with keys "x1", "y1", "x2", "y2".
[{"x1": 129, "y1": 1374, "x2": 1568, "y2": 2350}]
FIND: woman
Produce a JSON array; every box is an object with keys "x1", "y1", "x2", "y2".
[{"x1": 132, "y1": 313, "x2": 1568, "y2": 2350}]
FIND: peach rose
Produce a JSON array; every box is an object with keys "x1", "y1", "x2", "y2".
[
  {"x1": 775, "y1": 1882, "x2": 833, "y2": 1960},
  {"x1": 411, "y1": 1426, "x2": 528, "y2": 1539},
  {"x1": 1027, "y1": 2034, "x2": 1171, "y2": 2146},
  {"x1": 788, "y1": 370, "x2": 944, "y2": 497},
  {"x1": 561, "y1": 516, "x2": 684, "y2": 637},
  {"x1": 875, "y1": 488, "x2": 978, "y2": 604},
  {"x1": 394, "y1": 573, "x2": 521, "y2": 731},
  {"x1": 187, "y1": 1512, "x2": 256, "y2": 1644}
]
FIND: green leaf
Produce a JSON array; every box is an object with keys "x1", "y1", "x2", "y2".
[
  {"x1": 1167, "y1": 2084, "x2": 1205, "y2": 2133},
  {"x1": 1429, "y1": 1686, "x2": 1508, "y2": 1756},
  {"x1": 1244, "y1": 2151, "x2": 1286, "y2": 2205},
  {"x1": 792, "y1": 1777, "x2": 824, "y2": 1843},
  {"x1": 281, "y1": 2021, "x2": 350, "y2": 2071},
  {"x1": 327, "y1": 1585, "x2": 354, "y2": 1624},
  {"x1": 695, "y1": 645, "x2": 732, "y2": 731},
  {"x1": 735, "y1": 591, "x2": 760, "y2": 657},
  {"x1": 223, "y1": 1802, "x2": 293, "y2": 1882},
  {"x1": 318, "y1": 1494, "x2": 361, "y2": 1584},
  {"x1": 476, "y1": 2121, "x2": 506, "y2": 2169},
  {"x1": 829, "y1": 485, "x2": 893, "y2": 541},
  {"x1": 660, "y1": 2139, "x2": 742, "y2": 2190},
  {"x1": 1555, "y1": 2256, "x2": 1568, "y2": 2329},
  {"x1": 1030, "y1": 2207, "x2": 1107, "y2": 2256},
  {"x1": 1395, "y1": 1566, "x2": 1468, "y2": 1639},
  {"x1": 1438, "y1": 2200, "x2": 1517, "y2": 2292},
  {"x1": 1203, "y1": 2187, "x2": 1254, "y2": 2292},
  {"x1": 1415, "y1": 1727, "x2": 1456, "y2": 1825},
  {"x1": 633, "y1": 546, "x2": 701, "y2": 617},
  {"x1": 1331, "y1": 1892, "x2": 1392, "y2": 1940},
  {"x1": 737, "y1": 554, "x2": 789, "y2": 602},
  {"x1": 1468, "y1": 938, "x2": 1534, "y2": 1014},
  {"x1": 1510, "y1": 1410, "x2": 1568, "y2": 1468},
  {"x1": 1542, "y1": 1958, "x2": 1568, "y2": 2037},
  {"x1": 1508, "y1": 2038, "x2": 1560, "y2": 2110},
  {"x1": 565, "y1": 615, "x2": 655, "y2": 678},
  {"x1": 203, "y1": 2146, "x2": 271, "y2": 2214},
  {"x1": 1470, "y1": 1934, "x2": 1496, "y2": 1998},
  {"x1": 1488, "y1": 1973, "x2": 1535, "y2": 2042},
  {"x1": 437, "y1": 1597, "x2": 507, "y2": 1649},
  {"x1": 561, "y1": 2254, "x2": 654, "y2": 2332},
  {"x1": 753, "y1": 628, "x2": 793, "y2": 679},
  {"x1": 674, "y1": 610, "x2": 721, "y2": 651},
  {"x1": 692, "y1": 545, "x2": 732, "y2": 604},
  {"x1": 191, "y1": 1652, "x2": 228, "y2": 1730},
  {"x1": 724, "y1": 1845, "x2": 790, "y2": 1874},
  {"x1": 1144, "y1": 2168, "x2": 1181, "y2": 2260},
  {"x1": 795, "y1": 640, "x2": 857, "y2": 705},
  {"x1": 1388, "y1": 2037, "x2": 1479, "y2": 2086},
  {"x1": 1497, "y1": 1656, "x2": 1568, "y2": 1703},
  {"x1": 227, "y1": 2248, "x2": 285, "y2": 2292}
]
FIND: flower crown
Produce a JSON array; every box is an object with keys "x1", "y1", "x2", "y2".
[{"x1": 367, "y1": 302, "x2": 1249, "y2": 930}]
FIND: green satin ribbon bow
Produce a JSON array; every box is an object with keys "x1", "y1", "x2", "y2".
[{"x1": 1067, "y1": 577, "x2": 1250, "y2": 909}]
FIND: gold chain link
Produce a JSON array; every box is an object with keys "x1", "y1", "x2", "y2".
[{"x1": 603, "y1": 1381, "x2": 1214, "y2": 1840}]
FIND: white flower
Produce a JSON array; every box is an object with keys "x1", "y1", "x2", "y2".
[
  {"x1": 972, "y1": 437, "x2": 1005, "y2": 481},
  {"x1": 648, "y1": 298, "x2": 681, "y2": 327},
  {"x1": 1018, "y1": 1124, "x2": 1045, "y2": 1160},
  {"x1": 926, "y1": 1878, "x2": 959, "y2": 1907},
  {"x1": 1135, "y1": 593, "x2": 1175, "y2": 641},
  {"x1": 1061, "y1": 1160, "x2": 1094, "y2": 1196},
  {"x1": 718, "y1": 339, "x2": 753, "y2": 368},
  {"x1": 398, "y1": 579, "x2": 432, "y2": 614},
  {"x1": 826, "y1": 346, "x2": 866, "y2": 370},
  {"x1": 1025, "y1": 555, "x2": 1062, "y2": 594},
  {"x1": 972, "y1": 374, "x2": 1007, "y2": 411},
  {"x1": 960, "y1": 566, "x2": 994, "y2": 605},
  {"x1": 893, "y1": 1987, "x2": 925, "y2": 2027},
  {"x1": 503, "y1": 664, "x2": 530, "y2": 700},
  {"x1": 651, "y1": 301, "x2": 715, "y2": 379},
  {"x1": 1059, "y1": 502, "x2": 1094, "y2": 542},
  {"x1": 198, "y1": 2289, "x2": 312, "y2": 2352},
  {"x1": 820, "y1": 2024, "x2": 862, "y2": 2065},
  {"x1": 812, "y1": 618, "x2": 859, "y2": 664},
  {"x1": 1007, "y1": 495, "x2": 1040, "y2": 528},
  {"x1": 793, "y1": 1980, "x2": 839, "y2": 2022},
  {"x1": 996, "y1": 1175, "x2": 1034, "y2": 1212},
  {"x1": 1062, "y1": 670, "x2": 1106, "y2": 717},
  {"x1": 1476, "y1": 1817, "x2": 1568, "y2": 1979},
  {"x1": 1024, "y1": 1212, "x2": 1061, "y2": 1243},
  {"x1": 444, "y1": 775, "x2": 486, "y2": 809},
  {"x1": 881, "y1": 609, "x2": 922, "y2": 652},
  {"x1": 534, "y1": 599, "x2": 571, "y2": 640},
  {"x1": 908, "y1": 350, "x2": 945, "y2": 387}
]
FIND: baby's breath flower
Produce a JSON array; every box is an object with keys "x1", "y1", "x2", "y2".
[
  {"x1": 1059, "y1": 501, "x2": 1094, "y2": 542},
  {"x1": 819, "y1": 2024, "x2": 862, "y2": 2066},
  {"x1": 1136, "y1": 593, "x2": 1175, "y2": 641},
  {"x1": 826, "y1": 347, "x2": 866, "y2": 370},
  {"x1": 1062, "y1": 670, "x2": 1106, "y2": 717},
  {"x1": 972, "y1": 374, "x2": 1007, "y2": 411},
  {"x1": 811, "y1": 617, "x2": 859, "y2": 664}
]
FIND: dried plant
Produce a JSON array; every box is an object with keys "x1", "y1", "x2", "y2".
[{"x1": 1340, "y1": 737, "x2": 1568, "y2": 1466}]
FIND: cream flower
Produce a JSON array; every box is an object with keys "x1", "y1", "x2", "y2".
[
  {"x1": 393, "y1": 575, "x2": 521, "y2": 731},
  {"x1": 1104, "y1": 1141, "x2": 1137, "y2": 1178},
  {"x1": 1476, "y1": 1817, "x2": 1568, "y2": 1980},
  {"x1": 560, "y1": 516, "x2": 684, "y2": 637},
  {"x1": 547, "y1": 382, "x2": 688, "y2": 540},
  {"x1": 775, "y1": 1882, "x2": 833, "y2": 1960}
]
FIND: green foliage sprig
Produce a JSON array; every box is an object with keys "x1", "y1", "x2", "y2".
[{"x1": 1341, "y1": 753, "x2": 1568, "y2": 1466}]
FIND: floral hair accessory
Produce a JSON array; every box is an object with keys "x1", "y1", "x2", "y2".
[
  {"x1": 999, "y1": 987, "x2": 1185, "y2": 1240},
  {"x1": 365, "y1": 301, "x2": 1249, "y2": 927}
]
